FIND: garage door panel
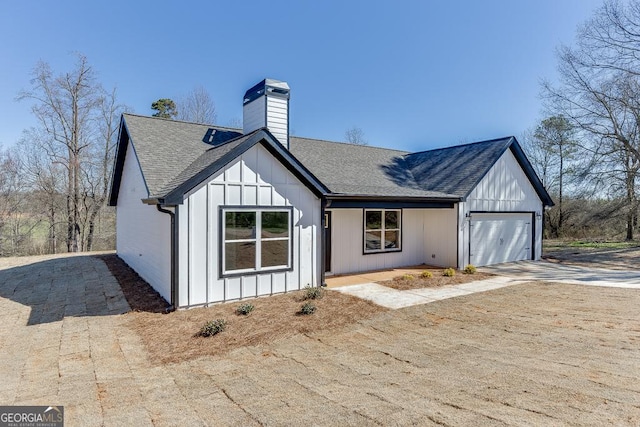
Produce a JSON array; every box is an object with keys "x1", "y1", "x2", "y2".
[{"x1": 470, "y1": 213, "x2": 531, "y2": 267}]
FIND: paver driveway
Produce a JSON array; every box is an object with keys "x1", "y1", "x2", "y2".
[{"x1": 0, "y1": 253, "x2": 639, "y2": 426}]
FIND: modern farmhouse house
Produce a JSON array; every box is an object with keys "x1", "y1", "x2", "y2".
[{"x1": 109, "y1": 79, "x2": 553, "y2": 309}]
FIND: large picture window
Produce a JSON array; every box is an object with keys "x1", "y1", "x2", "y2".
[
  {"x1": 364, "y1": 209, "x2": 401, "y2": 253},
  {"x1": 222, "y1": 207, "x2": 292, "y2": 275}
]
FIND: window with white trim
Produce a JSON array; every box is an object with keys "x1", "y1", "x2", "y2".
[
  {"x1": 222, "y1": 208, "x2": 292, "y2": 275},
  {"x1": 364, "y1": 209, "x2": 401, "y2": 253}
]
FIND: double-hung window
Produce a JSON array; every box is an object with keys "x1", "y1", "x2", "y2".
[
  {"x1": 364, "y1": 209, "x2": 401, "y2": 253},
  {"x1": 222, "y1": 207, "x2": 292, "y2": 275}
]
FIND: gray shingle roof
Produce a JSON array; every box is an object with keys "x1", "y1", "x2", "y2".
[
  {"x1": 154, "y1": 131, "x2": 255, "y2": 198},
  {"x1": 289, "y1": 137, "x2": 457, "y2": 198},
  {"x1": 121, "y1": 113, "x2": 241, "y2": 197},
  {"x1": 404, "y1": 137, "x2": 514, "y2": 197},
  {"x1": 112, "y1": 114, "x2": 552, "y2": 206}
]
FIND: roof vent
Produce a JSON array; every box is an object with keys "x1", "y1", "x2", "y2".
[{"x1": 243, "y1": 79, "x2": 290, "y2": 149}]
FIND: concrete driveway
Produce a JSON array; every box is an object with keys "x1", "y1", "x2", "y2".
[
  {"x1": 484, "y1": 260, "x2": 640, "y2": 288},
  {"x1": 0, "y1": 254, "x2": 639, "y2": 425}
]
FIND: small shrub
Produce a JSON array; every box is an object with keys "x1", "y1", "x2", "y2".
[
  {"x1": 420, "y1": 270, "x2": 433, "y2": 279},
  {"x1": 402, "y1": 274, "x2": 415, "y2": 280},
  {"x1": 198, "y1": 319, "x2": 227, "y2": 337},
  {"x1": 299, "y1": 302, "x2": 317, "y2": 315},
  {"x1": 303, "y1": 285, "x2": 324, "y2": 300},
  {"x1": 236, "y1": 303, "x2": 255, "y2": 315},
  {"x1": 464, "y1": 264, "x2": 477, "y2": 274},
  {"x1": 443, "y1": 268, "x2": 455, "y2": 277}
]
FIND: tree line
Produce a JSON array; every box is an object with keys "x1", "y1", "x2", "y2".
[
  {"x1": 0, "y1": 55, "x2": 222, "y2": 256},
  {"x1": 524, "y1": 0, "x2": 640, "y2": 241}
]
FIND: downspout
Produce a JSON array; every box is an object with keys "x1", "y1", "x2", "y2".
[
  {"x1": 320, "y1": 197, "x2": 327, "y2": 287},
  {"x1": 156, "y1": 204, "x2": 177, "y2": 312}
]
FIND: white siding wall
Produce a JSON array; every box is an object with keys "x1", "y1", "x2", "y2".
[
  {"x1": 116, "y1": 143, "x2": 172, "y2": 302},
  {"x1": 265, "y1": 96, "x2": 288, "y2": 147},
  {"x1": 329, "y1": 208, "x2": 457, "y2": 275},
  {"x1": 177, "y1": 144, "x2": 320, "y2": 307},
  {"x1": 242, "y1": 96, "x2": 289, "y2": 148},
  {"x1": 459, "y1": 149, "x2": 544, "y2": 267}
]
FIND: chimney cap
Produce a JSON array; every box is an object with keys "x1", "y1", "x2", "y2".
[{"x1": 243, "y1": 78, "x2": 290, "y2": 105}]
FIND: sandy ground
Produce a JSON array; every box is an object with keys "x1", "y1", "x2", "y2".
[{"x1": 0, "y1": 250, "x2": 638, "y2": 425}]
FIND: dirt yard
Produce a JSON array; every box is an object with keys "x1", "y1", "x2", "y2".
[{"x1": 0, "y1": 249, "x2": 639, "y2": 425}]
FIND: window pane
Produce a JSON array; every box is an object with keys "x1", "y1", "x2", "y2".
[
  {"x1": 384, "y1": 230, "x2": 399, "y2": 249},
  {"x1": 365, "y1": 211, "x2": 382, "y2": 230},
  {"x1": 225, "y1": 242, "x2": 256, "y2": 271},
  {"x1": 261, "y1": 240, "x2": 289, "y2": 267},
  {"x1": 262, "y1": 212, "x2": 289, "y2": 238},
  {"x1": 365, "y1": 231, "x2": 382, "y2": 250},
  {"x1": 225, "y1": 212, "x2": 256, "y2": 240},
  {"x1": 385, "y1": 211, "x2": 399, "y2": 229}
]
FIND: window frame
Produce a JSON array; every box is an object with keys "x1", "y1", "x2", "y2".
[
  {"x1": 363, "y1": 208, "x2": 402, "y2": 254},
  {"x1": 220, "y1": 206, "x2": 293, "y2": 277}
]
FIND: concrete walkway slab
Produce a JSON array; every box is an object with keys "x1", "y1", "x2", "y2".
[
  {"x1": 332, "y1": 276, "x2": 520, "y2": 309},
  {"x1": 483, "y1": 260, "x2": 640, "y2": 288}
]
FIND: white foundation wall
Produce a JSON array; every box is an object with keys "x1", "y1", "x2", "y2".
[
  {"x1": 177, "y1": 144, "x2": 321, "y2": 307},
  {"x1": 328, "y1": 208, "x2": 457, "y2": 275},
  {"x1": 458, "y1": 149, "x2": 544, "y2": 267},
  {"x1": 116, "y1": 143, "x2": 172, "y2": 303}
]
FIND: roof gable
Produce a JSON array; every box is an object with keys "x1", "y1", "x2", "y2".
[
  {"x1": 108, "y1": 114, "x2": 327, "y2": 206},
  {"x1": 162, "y1": 129, "x2": 328, "y2": 205},
  {"x1": 404, "y1": 136, "x2": 552, "y2": 206}
]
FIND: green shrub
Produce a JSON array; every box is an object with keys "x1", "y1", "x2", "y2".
[
  {"x1": 236, "y1": 303, "x2": 255, "y2": 315},
  {"x1": 303, "y1": 285, "x2": 324, "y2": 300},
  {"x1": 464, "y1": 264, "x2": 477, "y2": 274},
  {"x1": 420, "y1": 270, "x2": 433, "y2": 279},
  {"x1": 402, "y1": 274, "x2": 415, "y2": 280},
  {"x1": 299, "y1": 302, "x2": 317, "y2": 315},
  {"x1": 198, "y1": 319, "x2": 227, "y2": 337},
  {"x1": 443, "y1": 268, "x2": 455, "y2": 277}
]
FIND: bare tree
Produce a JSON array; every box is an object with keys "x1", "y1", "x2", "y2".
[
  {"x1": 345, "y1": 126, "x2": 368, "y2": 145},
  {"x1": 18, "y1": 54, "x2": 122, "y2": 252},
  {"x1": 16, "y1": 128, "x2": 66, "y2": 253},
  {"x1": 0, "y1": 147, "x2": 25, "y2": 255},
  {"x1": 83, "y1": 88, "x2": 124, "y2": 251},
  {"x1": 543, "y1": 0, "x2": 640, "y2": 239},
  {"x1": 177, "y1": 85, "x2": 217, "y2": 124}
]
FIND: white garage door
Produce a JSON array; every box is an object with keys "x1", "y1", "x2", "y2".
[{"x1": 469, "y1": 213, "x2": 532, "y2": 267}]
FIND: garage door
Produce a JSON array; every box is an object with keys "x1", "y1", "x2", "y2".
[{"x1": 469, "y1": 213, "x2": 532, "y2": 267}]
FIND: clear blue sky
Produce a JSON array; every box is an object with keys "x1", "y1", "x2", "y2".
[{"x1": 1, "y1": 0, "x2": 603, "y2": 152}]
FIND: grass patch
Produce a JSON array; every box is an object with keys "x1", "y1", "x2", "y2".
[{"x1": 567, "y1": 241, "x2": 640, "y2": 249}]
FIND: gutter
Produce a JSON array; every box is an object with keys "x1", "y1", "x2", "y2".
[{"x1": 156, "y1": 204, "x2": 178, "y2": 312}]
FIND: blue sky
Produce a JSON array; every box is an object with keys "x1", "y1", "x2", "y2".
[{"x1": 1, "y1": 1, "x2": 603, "y2": 152}]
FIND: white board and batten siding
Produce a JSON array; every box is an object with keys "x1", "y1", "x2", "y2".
[
  {"x1": 177, "y1": 144, "x2": 321, "y2": 308},
  {"x1": 458, "y1": 149, "x2": 544, "y2": 267},
  {"x1": 115, "y1": 143, "x2": 172, "y2": 302},
  {"x1": 328, "y1": 208, "x2": 457, "y2": 275}
]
